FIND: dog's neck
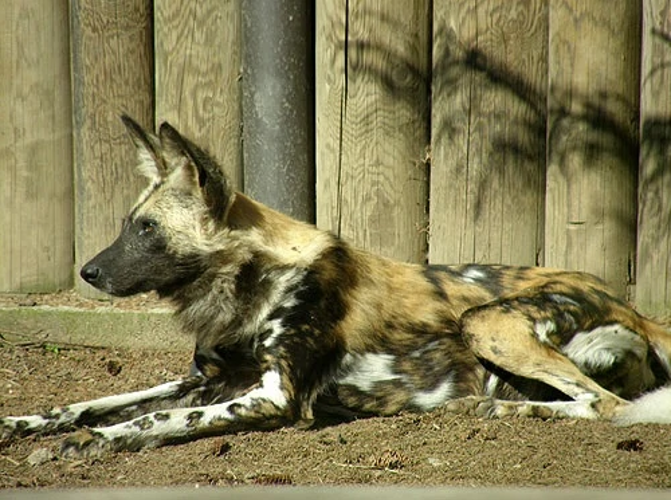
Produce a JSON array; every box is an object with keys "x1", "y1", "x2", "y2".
[{"x1": 167, "y1": 193, "x2": 332, "y2": 350}]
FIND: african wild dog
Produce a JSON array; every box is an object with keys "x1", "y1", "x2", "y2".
[{"x1": 2, "y1": 116, "x2": 671, "y2": 457}]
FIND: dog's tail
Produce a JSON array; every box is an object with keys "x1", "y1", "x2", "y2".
[
  {"x1": 613, "y1": 386, "x2": 671, "y2": 425},
  {"x1": 613, "y1": 319, "x2": 671, "y2": 425}
]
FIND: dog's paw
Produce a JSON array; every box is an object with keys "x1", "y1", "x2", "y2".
[
  {"x1": 0, "y1": 416, "x2": 34, "y2": 441},
  {"x1": 0, "y1": 418, "x2": 18, "y2": 441},
  {"x1": 474, "y1": 400, "x2": 557, "y2": 420},
  {"x1": 443, "y1": 397, "x2": 557, "y2": 420},
  {"x1": 60, "y1": 430, "x2": 113, "y2": 459},
  {"x1": 443, "y1": 396, "x2": 494, "y2": 416}
]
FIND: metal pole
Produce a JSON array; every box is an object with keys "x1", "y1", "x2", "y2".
[{"x1": 241, "y1": 0, "x2": 314, "y2": 222}]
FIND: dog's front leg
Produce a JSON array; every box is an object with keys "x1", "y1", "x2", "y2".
[
  {"x1": 0, "y1": 377, "x2": 206, "y2": 441},
  {"x1": 60, "y1": 369, "x2": 291, "y2": 458}
]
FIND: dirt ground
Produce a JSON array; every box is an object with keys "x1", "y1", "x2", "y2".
[{"x1": 1, "y1": 294, "x2": 670, "y2": 490}]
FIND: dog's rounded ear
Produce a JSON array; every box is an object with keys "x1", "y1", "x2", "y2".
[
  {"x1": 158, "y1": 122, "x2": 235, "y2": 225},
  {"x1": 121, "y1": 115, "x2": 167, "y2": 180}
]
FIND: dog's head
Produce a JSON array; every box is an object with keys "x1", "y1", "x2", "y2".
[{"x1": 80, "y1": 116, "x2": 239, "y2": 297}]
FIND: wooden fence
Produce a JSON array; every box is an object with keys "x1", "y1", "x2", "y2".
[{"x1": 1, "y1": 0, "x2": 670, "y2": 315}]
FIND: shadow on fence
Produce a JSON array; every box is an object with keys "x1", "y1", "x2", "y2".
[
  {"x1": 639, "y1": 28, "x2": 671, "y2": 241},
  {"x1": 344, "y1": 9, "x2": 670, "y2": 289}
]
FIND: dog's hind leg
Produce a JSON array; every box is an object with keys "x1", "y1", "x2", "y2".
[{"x1": 459, "y1": 291, "x2": 633, "y2": 420}]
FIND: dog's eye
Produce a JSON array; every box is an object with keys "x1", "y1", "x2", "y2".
[{"x1": 139, "y1": 219, "x2": 158, "y2": 235}]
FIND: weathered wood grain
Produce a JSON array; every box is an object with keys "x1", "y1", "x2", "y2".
[
  {"x1": 316, "y1": 0, "x2": 430, "y2": 263},
  {"x1": 155, "y1": 0, "x2": 242, "y2": 190},
  {"x1": 545, "y1": 1, "x2": 641, "y2": 298},
  {"x1": 70, "y1": 0, "x2": 153, "y2": 297},
  {"x1": 637, "y1": 1, "x2": 671, "y2": 314},
  {"x1": 430, "y1": 0, "x2": 548, "y2": 266},
  {"x1": 0, "y1": 0, "x2": 73, "y2": 292}
]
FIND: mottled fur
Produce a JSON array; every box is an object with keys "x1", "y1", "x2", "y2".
[{"x1": 2, "y1": 117, "x2": 670, "y2": 457}]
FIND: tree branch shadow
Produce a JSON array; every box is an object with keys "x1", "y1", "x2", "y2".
[{"x1": 324, "y1": 6, "x2": 670, "y2": 258}]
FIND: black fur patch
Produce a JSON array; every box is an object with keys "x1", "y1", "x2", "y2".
[
  {"x1": 283, "y1": 241, "x2": 358, "y2": 331},
  {"x1": 423, "y1": 266, "x2": 450, "y2": 301},
  {"x1": 186, "y1": 411, "x2": 204, "y2": 428},
  {"x1": 260, "y1": 240, "x2": 359, "y2": 410},
  {"x1": 480, "y1": 359, "x2": 570, "y2": 401},
  {"x1": 133, "y1": 416, "x2": 155, "y2": 431},
  {"x1": 81, "y1": 216, "x2": 206, "y2": 297}
]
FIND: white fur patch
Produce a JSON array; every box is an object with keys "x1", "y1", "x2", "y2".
[
  {"x1": 562, "y1": 324, "x2": 646, "y2": 374},
  {"x1": 244, "y1": 268, "x2": 304, "y2": 344},
  {"x1": 136, "y1": 149, "x2": 162, "y2": 181},
  {"x1": 534, "y1": 320, "x2": 556, "y2": 345},
  {"x1": 485, "y1": 373, "x2": 500, "y2": 396},
  {"x1": 461, "y1": 267, "x2": 487, "y2": 284},
  {"x1": 262, "y1": 318, "x2": 285, "y2": 348},
  {"x1": 243, "y1": 370, "x2": 287, "y2": 408},
  {"x1": 613, "y1": 386, "x2": 671, "y2": 425},
  {"x1": 64, "y1": 380, "x2": 185, "y2": 413},
  {"x1": 412, "y1": 377, "x2": 455, "y2": 410},
  {"x1": 339, "y1": 353, "x2": 405, "y2": 392},
  {"x1": 409, "y1": 340, "x2": 440, "y2": 359},
  {"x1": 547, "y1": 293, "x2": 580, "y2": 307}
]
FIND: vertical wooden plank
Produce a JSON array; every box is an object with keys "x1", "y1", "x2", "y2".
[
  {"x1": 638, "y1": 1, "x2": 671, "y2": 314},
  {"x1": 430, "y1": 1, "x2": 548, "y2": 266},
  {"x1": 546, "y1": 1, "x2": 640, "y2": 298},
  {"x1": 0, "y1": 0, "x2": 73, "y2": 292},
  {"x1": 155, "y1": 0, "x2": 242, "y2": 191},
  {"x1": 316, "y1": 0, "x2": 430, "y2": 263},
  {"x1": 71, "y1": 0, "x2": 153, "y2": 297}
]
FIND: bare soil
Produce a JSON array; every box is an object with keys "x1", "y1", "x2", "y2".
[{"x1": 1, "y1": 294, "x2": 670, "y2": 489}]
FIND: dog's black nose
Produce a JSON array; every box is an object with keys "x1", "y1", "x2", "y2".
[{"x1": 80, "y1": 264, "x2": 101, "y2": 284}]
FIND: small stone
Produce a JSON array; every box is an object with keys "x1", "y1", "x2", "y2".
[
  {"x1": 106, "y1": 359, "x2": 123, "y2": 376},
  {"x1": 211, "y1": 439, "x2": 232, "y2": 457},
  {"x1": 26, "y1": 447, "x2": 54, "y2": 466}
]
